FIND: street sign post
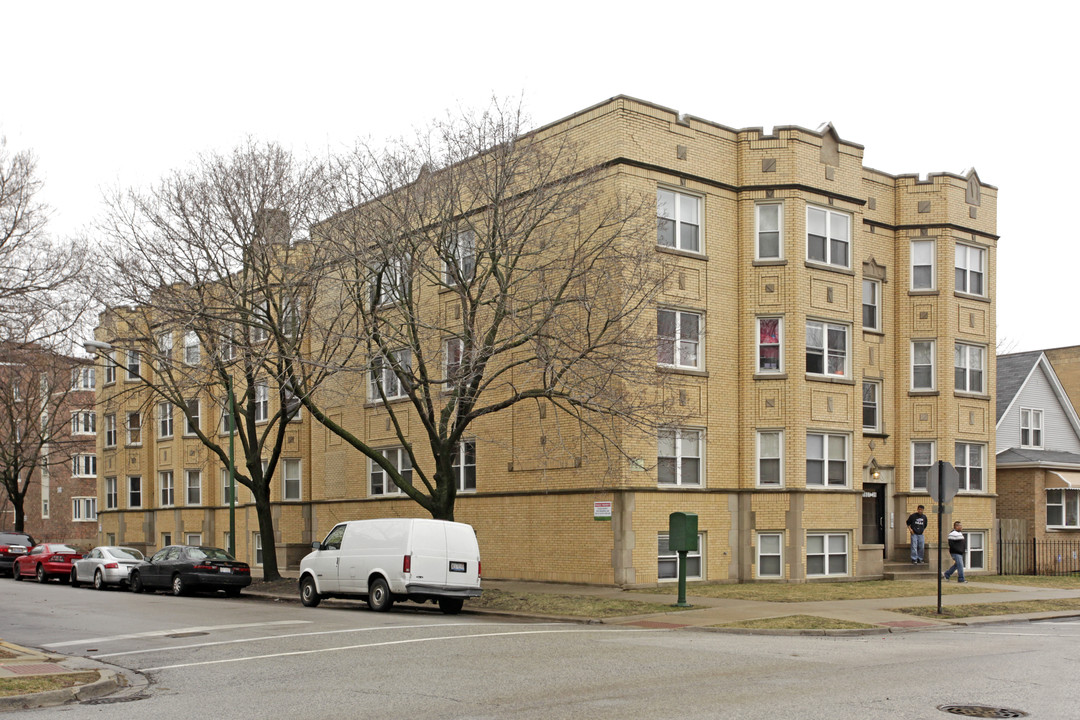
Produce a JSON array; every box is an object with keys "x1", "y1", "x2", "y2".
[{"x1": 931, "y1": 460, "x2": 959, "y2": 613}]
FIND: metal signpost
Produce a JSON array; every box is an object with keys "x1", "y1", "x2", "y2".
[{"x1": 927, "y1": 460, "x2": 960, "y2": 613}]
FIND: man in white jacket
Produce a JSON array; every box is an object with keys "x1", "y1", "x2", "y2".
[{"x1": 942, "y1": 521, "x2": 967, "y2": 583}]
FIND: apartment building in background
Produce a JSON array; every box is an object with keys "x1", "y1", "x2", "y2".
[{"x1": 87, "y1": 96, "x2": 998, "y2": 584}]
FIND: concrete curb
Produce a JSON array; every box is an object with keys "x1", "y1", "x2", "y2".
[{"x1": 0, "y1": 669, "x2": 120, "y2": 713}]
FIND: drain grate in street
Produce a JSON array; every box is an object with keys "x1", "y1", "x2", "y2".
[
  {"x1": 165, "y1": 632, "x2": 209, "y2": 638},
  {"x1": 938, "y1": 705, "x2": 1028, "y2": 718}
]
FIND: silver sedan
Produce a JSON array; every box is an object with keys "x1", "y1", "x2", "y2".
[{"x1": 70, "y1": 546, "x2": 145, "y2": 590}]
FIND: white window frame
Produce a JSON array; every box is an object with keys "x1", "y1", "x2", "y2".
[
  {"x1": 158, "y1": 401, "x2": 173, "y2": 438},
  {"x1": 912, "y1": 441, "x2": 935, "y2": 492},
  {"x1": 105, "y1": 477, "x2": 117, "y2": 509},
  {"x1": 444, "y1": 338, "x2": 464, "y2": 391},
  {"x1": 805, "y1": 320, "x2": 849, "y2": 378},
  {"x1": 444, "y1": 229, "x2": 477, "y2": 284},
  {"x1": 125, "y1": 350, "x2": 141, "y2": 381},
  {"x1": 71, "y1": 410, "x2": 96, "y2": 436},
  {"x1": 254, "y1": 382, "x2": 269, "y2": 422},
  {"x1": 251, "y1": 301, "x2": 269, "y2": 343},
  {"x1": 222, "y1": 468, "x2": 238, "y2": 506},
  {"x1": 806, "y1": 532, "x2": 848, "y2": 577},
  {"x1": 184, "y1": 331, "x2": 200, "y2": 365},
  {"x1": 72, "y1": 366, "x2": 95, "y2": 390},
  {"x1": 72, "y1": 454, "x2": 97, "y2": 478},
  {"x1": 453, "y1": 441, "x2": 476, "y2": 492},
  {"x1": 806, "y1": 432, "x2": 849, "y2": 488},
  {"x1": 657, "y1": 427, "x2": 703, "y2": 487},
  {"x1": 185, "y1": 533, "x2": 202, "y2": 546},
  {"x1": 282, "y1": 458, "x2": 302, "y2": 501},
  {"x1": 161, "y1": 532, "x2": 172, "y2": 547},
  {"x1": 126, "y1": 411, "x2": 142, "y2": 446},
  {"x1": 756, "y1": 317, "x2": 783, "y2": 374},
  {"x1": 862, "y1": 278, "x2": 881, "y2": 331},
  {"x1": 369, "y1": 447, "x2": 412, "y2": 496},
  {"x1": 955, "y1": 442, "x2": 984, "y2": 492},
  {"x1": 756, "y1": 532, "x2": 784, "y2": 578},
  {"x1": 963, "y1": 531, "x2": 986, "y2": 571},
  {"x1": 657, "y1": 532, "x2": 704, "y2": 582},
  {"x1": 1020, "y1": 408, "x2": 1044, "y2": 449},
  {"x1": 1047, "y1": 488, "x2": 1080, "y2": 529},
  {"x1": 806, "y1": 206, "x2": 850, "y2": 269},
  {"x1": 955, "y1": 243, "x2": 986, "y2": 296},
  {"x1": 128, "y1": 475, "x2": 142, "y2": 509},
  {"x1": 954, "y1": 343, "x2": 985, "y2": 394},
  {"x1": 370, "y1": 256, "x2": 411, "y2": 307},
  {"x1": 104, "y1": 413, "x2": 117, "y2": 448},
  {"x1": 911, "y1": 340, "x2": 936, "y2": 391},
  {"x1": 756, "y1": 430, "x2": 783, "y2": 487},
  {"x1": 159, "y1": 471, "x2": 174, "y2": 507},
  {"x1": 157, "y1": 331, "x2": 173, "y2": 356},
  {"x1": 911, "y1": 239, "x2": 936, "y2": 290},
  {"x1": 755, "y1": 202, "x2": 783, "y2": 260},
  {"x1": 253, "y1": 532, "x2": 263, "y2": 566},
  {"x1": 657, "y1": 309, "x2": 702, "y2": 370},
  {"x1": 72, "y1": 497, "x2": 97, "y2": 522},
  {"x1": 104, "y1": 351, "x2": 117, "y2": 385},
  {"x1": 369, "y1": 350, "x2": 411, "y2": 401},
  {"x1": 862, "y1": 380, "x2": 881, "y2": 432},
  {"x1": 185, "y1": 399, "x2": 200, "y2": 436},
  {"x1": 656, "y1": 188, "x2": 702, "y2": 253},
  {"x1": 185, "y1": 469, "x2": 202, "y2": 506}
]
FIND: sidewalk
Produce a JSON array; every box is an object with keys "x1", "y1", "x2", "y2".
[{"x1": 0, "y1": 640, "x2": 122, "y2": 712}]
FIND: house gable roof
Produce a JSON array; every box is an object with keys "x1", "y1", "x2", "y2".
[{"x1": 996, "y1": 350, "x2": 1080, "y2": 446}]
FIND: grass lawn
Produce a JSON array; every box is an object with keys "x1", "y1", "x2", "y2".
[
  {"x1": 712, "y1": 615, "x2": 878, "y2": 630},
  {"x1": 895, "y1": 598, "x2": 1080, "y2": 619},
  {"x1": 631, "y1": 579, "x2": 997, "y2": 603},
  {"x1": 468, "y1": 589, "x2": 692, "y2": 618},
  {"x1": 968, "y1": 575, "x2": 1080, "y2": 589},
  {"x1": 0, "y1": 671, "x2": 100, "y2": 698}
]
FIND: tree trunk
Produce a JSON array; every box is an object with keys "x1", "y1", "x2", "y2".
[
  {"x1": 13, "y1": 499, "x2": 25, "y2": 533},
  {"x1": 252, "y1": 487, "x2": 281, "y2": 582}
]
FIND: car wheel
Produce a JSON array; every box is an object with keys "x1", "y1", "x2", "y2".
[
  {"x1": 94, "y1": 570, "x2": 106, "y2": 591},
  {"x1": 130, "y1": 571, "x2": 144, "y2": 593},
  {"x1": 172, "y1": 574, "x2": 187, "y2": 596},
  {"x1": 13, "y1": 566, "x2": 23, "y2": 581},
  {"x1": 367, "y1": 577, "x2": 393, "y2": 612},
  {"x1": 300, "y1": 576, "x2": 321, "y2": 608},
  {"x1": 70, "y1": 569, "x2": 81, "y2": 588},
  {"x1": 36, "y1": 565, "x2": 47, "y2": 583},
  {"x1": 438, "y1": 598, "x2": 464, "y2": 615}
]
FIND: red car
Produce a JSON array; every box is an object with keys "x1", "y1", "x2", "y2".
[{"x1": 13, "y1": 544, "x2": 83, "y2": 583}]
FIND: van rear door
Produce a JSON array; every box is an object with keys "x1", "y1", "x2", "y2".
[
  {"x1": 408, "y1": 520, "x2": 448, "y2": 588},
  {"x1": 443, "y1": 522, "x2": 481, "y2": 589}
]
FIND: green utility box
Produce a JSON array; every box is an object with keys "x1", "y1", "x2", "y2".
[{"x1": 668, "y1": 512, "x2": 698, "y2": 552}]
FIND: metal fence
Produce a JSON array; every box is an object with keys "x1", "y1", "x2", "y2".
[{"x1": 997, "y1": 537, "x2": 1080, "y2": 576}]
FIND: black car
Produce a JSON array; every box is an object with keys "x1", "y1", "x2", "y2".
[
  {"x1": 0, "y1": 532, "x2": 36, "y2": 578},
  {"x1": 129, "y1": 545, "x2": 251, "y2": 596}
]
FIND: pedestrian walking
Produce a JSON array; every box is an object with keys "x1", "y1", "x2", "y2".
[
  {"x1": 906, "y1": 505, "x2": 928, "y2": 564},
  {"x1": 943, "y1": 520, "x2": 967, "y2": 583}
]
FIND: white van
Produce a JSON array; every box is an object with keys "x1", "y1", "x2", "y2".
[{"x1": 298, "y1": 518, "x2": 482, "y2": 614}]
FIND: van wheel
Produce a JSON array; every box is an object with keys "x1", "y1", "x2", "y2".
[
  {"x1": 438, "y1": 598, "x2": 464, "y2": 615},
  {"x1": 367, "y1": 577, "x2": 393, "y2": 612},
  {"x1": 300, "y1": 576, "x2": 321, "y2": 607}
]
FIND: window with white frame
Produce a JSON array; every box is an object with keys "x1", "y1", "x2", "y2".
[
  {"x1": 912, "y1": 441, "x2": 934, "y2": 491},
  {"x1": 444, "y1": 338, "x2": 463, "y2": 390},
  {"x1": 72, "y1": 367, "x2": 95, "y2": 390},
  {"x1": 126, "y1": 350, "x2": 141, "y2": 381},
  {"x1": 370, "y1": 256, "x2": 411, "y2": 307},
  {"x1": 954, "y1": 343, "x2": 985, "y2": 394},
  {"x1": 282, "y1": 297, "x2": 300, "y2": 338},
  {"x1": 1047, "y1": 488, "x2": 1080, "y2": 528},
  {"x1": 756, "y1": 532, "x2": 783, "y2": 578},
  {"x1": 657, "y1": 532, "x2": 703, "y2": 581},
  {"x1": 657, "y1": 309, "x2": 701, "y2": 369},
  {"x1": 185, "y1": 533, "x2": 202, "y2": 546},
  {"x1": 862, "y1": 381, "x2": 881, "y2": 432},
  {"x1": 222, "y1": 468, "x2": 237, "y2": 506},
  {"x1": 251, "y1": 301, "x2": 269, "y2": 343},
  {"x1": 157, "y1": 331, "x2": 172, "y2": 356},
  {"x1": 254, "y1": 382, "x2": 269, "y2": 422},
  {"x1": 220, "y1": 333, "x2": 236, "y2": 361},
  {"x1": 104, "y1": 413, "x2": 117, "y2": 447},
  {"x1": 1021, "y1": 408, "x2": 1044, "y2": 449},
  {"x1": 105, "y1": 477, "x2": 117, "y2": 509},
  {"x1": 911, "y1": 340, "x2": 936, "y2": 390},
  {"x1": 757, "y1": 430, "x2": 783, "y2": 487},
  {"x1": 72, "y1": 497, "x2": 97, "y2": 522},
  {"x1": 806, "y1": 433, "x2": 847, "y2": 487},
  {"x1": 452, "y1": 441, "x2": 476, "y2": 492},
  {"x1": 370, "y1": 448, "x2": 412, "y2": 496},
  {"x1": 71, "y1": 410, "x2": 95, "y2": 435},
  {"x1": 955, "y1": 443, "x2": 984, "y2": 492},
  {"x1": 862, "y1": 279, "x2": 880, "y2": 331},
  {"x1": 253, "y1": 533, "x2": 263, "y2": 566},
  {"x1": 757, "y1": 317, "x2": 782, "y2": 373},
  {"x1": 657, "y1": 188, "x2": 701, "y2": 253},
  {"x1": 369, "y1": 349, "x2": 411, "y2": 401},
  {"x1": 963, "y1": 531, "x2": 985, "y2": 570},
  {"x1": 161, "y1": 532, "x2": 172, "y2": 547},
  {"x1": 806, "y1": 206, "x2": 850, "y2": 268},
  {"x1": 185, "y1": 469, "x2": 202, "y2": 505},
  {"x1": 128, "y1": 476, "x2": 142, "y2": 508},
  {"x1": 221, "y1": 401, "x2": 235, "y2": 433},
  {"x1": 104, "y1": 351, "x2": 117, "y2": 384},
  {"x1": 72, "y1": 454, "x2": 96, "y2": 478},
  {"x1": 283, "y1": 459, "x2": 301, "y2": 501},
  {"x1": 159, "y1": 471, "x2": 174, "y2": 506},
  {"x1": 756, "y1": 203, "x2": 782, "y2": 259},
  {"x1": 184, "y1": 331, "x2": 200, "y2": 365},
  {"x1": 911, "y1": 240, "x2": 935, "y2": 290},
  {"x1": 658, "y1": 428, "x2": 702, "y2": 486},
  {"x1": 955, "y1": 243, "x2": 986, "y2": 296},
  {"x1": 126, "y1": 411, "x2": 142, "y2": 445},
  {"x1": 805, "y1": 320, "x2": 848, "y2": 377},
  {"x1": 807, "y1": 533, "x2": 848, "y2": 576},
  {"x1": 41, "y1": 496, "x2": 49, "y2": 518},
  {"x1": 158, "y1": 402, "x2": 173, "y2": 438},
  {"x1": 185, "y1": 399, "x2": 200, "y2": 436},
  {"x1": 444, "y1": 229, "x2": 477, "y2": 284}
]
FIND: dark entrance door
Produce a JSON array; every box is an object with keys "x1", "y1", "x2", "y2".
[{"x1": 861, "y1": 483, "x2": 886, "y2": 545}]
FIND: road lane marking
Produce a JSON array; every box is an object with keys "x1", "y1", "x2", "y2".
[
  {"x1": 142, "y1": 627, "x2": 661, "y2": 672},
  {"x1": 42, "y1": 620, "x2": 312, "y2": 648}
]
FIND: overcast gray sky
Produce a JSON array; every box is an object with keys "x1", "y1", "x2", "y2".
[{"x1": 4, "y1": 0, "x2": 1075, "y2": 353}]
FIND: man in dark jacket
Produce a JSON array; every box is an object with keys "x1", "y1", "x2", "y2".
[
  {"x1": 906, "y1": 505, "x2": 928, "y2": 564},
  {"x1": 943, "y1": 520, "x2": 967, "y2": 582}
]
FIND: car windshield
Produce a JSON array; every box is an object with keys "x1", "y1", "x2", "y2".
[
  {"x1": 110, "y1": 547, "x2": 144, "y2": 560},
  {"x1": 0, "y1": 533, "x2": 34, "y2": 546},
  {"x1": 188, "y1": 547, "x2": 235, "y2": 561}
]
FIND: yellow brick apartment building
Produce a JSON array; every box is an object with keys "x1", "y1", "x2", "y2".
[{"x1": 88, "y1": 96, "x2": 998, "y2": 585}]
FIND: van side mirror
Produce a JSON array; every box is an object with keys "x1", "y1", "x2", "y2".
[{"x1": 311, "y1": 541, "x2": 323, "y2": 551}]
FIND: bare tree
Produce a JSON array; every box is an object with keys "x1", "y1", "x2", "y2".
[
  {"x1": 288, "y1": 100, "x2": 672, "y2": 521},
  {"x1": 97, "y1": 140, "x2": 334, "y2": 581}
]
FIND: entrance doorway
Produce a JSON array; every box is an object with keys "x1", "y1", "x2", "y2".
[{"x1": 861, "y1": 483, "x2": 886, "y2": 546}]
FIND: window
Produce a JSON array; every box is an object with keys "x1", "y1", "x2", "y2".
[
  {"x1": 807, "y1": 533, "x2": 848, "y2": 576},
  {"x1": 282, "y1": 459, "x2": 301, "y2": 501},
  {"x1": 444, "y1": 229, "x2": 477, "y2": 284},
  {"x1": 41, "y1": 496, "x2": 49, "y2": 518},
  {"x1": 452, "y1": 441, "x2": 476, "y2": 492},
  {"x1": 955, "y1": 443, "x2": 984, "y2": 492},
  {"x1": 656, "y1": 188, "x2": 701, "y2": 253},
  {"x1": 806, "y1": 206, "x2": 849, "y2": 268},
  {"x1": 862, "y1": 381, "x2": 881, "y2": 432},
  {"x1": 128, "y1": 476, "x2": 142, "y2": 508},
  {"x1": 184, "y1": 331, "x2": 200, "y2": 365},
  {"x1": 221, "y1": 403, "x2": 235, "y2": 433},
  {"x1": 1021, "y1": 408, "x2": 1044, "y2": 449},
  {"x1": 912, "y1": 441, "x2": 935, "y2": 491},
  {"x1": 126, "y1": 350, "x2": 141, "y2": 381},
  {"x1": 185, "y1": 533, "x2": 202, "y2": 546},
  {"x1": 805, "y1": 320, "x2": 847, "y2": 377},
  {"x1": 963, "y1": 531, "x2": 985, "y2": 571},
  {"x1": 72, "y1": 367, "x2": 95, "y2": 390},
  {"x1": 157, "y1": 331, "x2": 172, "y2": 356},
  {"x1": 911, "y1": 240, "x2": 935, "y2": 290},
  {"x1": 222, "y1": 468, "x2": 238, "y2": 505},
  {"x1": 72, "y1": 454, "x2": 96, "y2": 478},
  {"x1": 862, "y1": 279, "x2": 880, "y2": 331},
  {"x1": 370, "y1": 447, "x2": 413, "y2": 496},
  {"x1": 806, "y1": 433, "x2": 847, "y2": 487},
  {"x1": 72, "y1": 411, "x2": 95, "y2": 435},
  {"x1": 251, "y1": 301, "x2": 269, "y2": 342},
  {"x1": 757, "y1": 431, "x2": 783, "y2": 487},
  {"x1": 105, "y1": 477, "x2": 117, "y2": 509},
  {"x1": 185, "y1": 469, "x2": 202, "y2": 505},
  {"x1": 254, "y1": 382, "x2": 269, "y2": 422},
  {"x1": 104, "y1": 414, "x2": 117, "y2": 448},
  {"x1": 253, "y1": 533, "x2": 263, "y2": 566},
  {"x1": 756, "y1": 203, "x2": 782, "y2": 260},
  {"x1": 911, "y1": 340, "x2": 936, "y2": 390},
  {"x1": 223, "y1": 532, "x2": 232, "y2": 554},
  {"x1": 955, "y1": 344, "x2": 985, "y2": 394},
  {"x1": 757, "y1": 317, "x2": 782, "y2": 373},
  {"x1": 158, "y1": 402, "x2": 173, "y2": 438},
  {"x1": 955, "y1": 243, "x2": 986, "y2": 296},
  {"x1": 658, "y1": 428, "x2": 702, "y2": 486},
  {"x1": 657, "y1": 309, "x2": 701, "y2": 369},
  {"x1": 370, "y1": 256, "x2": 410, "y2": 307},
  {"x1": 756, "y1": 533, "x2": 783, "y2": 578},
  {"x1": 1047, "y1": 489, "x2": 1080, "y2": 528},
  {"x1": 220, "y1": 334, "x2": 236, "y2": 361},
  {"x1": 126, "y1": 411, "x2": 142, "y2": 445},
  {"x1": 444, "y1": 338, "x2": 463, "y2": 390},
  {"x1": 72, "y1": 497, "x2": 97, "y2": 522},
  {"x1": 657, "y1": 532, "x2": 703, "y2": 581},
  {"x1": 282, "y1": 298, "x2": 300, "y2": 338},
  {"x1": 161, "y1": 532, "x2": 172, "y2": 548},
  {"x1": 369, "y1": 350, "x2": 411, "y2": 401},
  {"x1": 104, "y1": 351, "x2": 117, "y2": 384},
  {"x1": 282, "y1": 379, "x2": 302, "y2": 421},
  {"x1": 185, "y1": 399, "x2": 200, "y2": 436},
  {"x1": 159, "y1": 471, "x2": 174, "y2": 507}
]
